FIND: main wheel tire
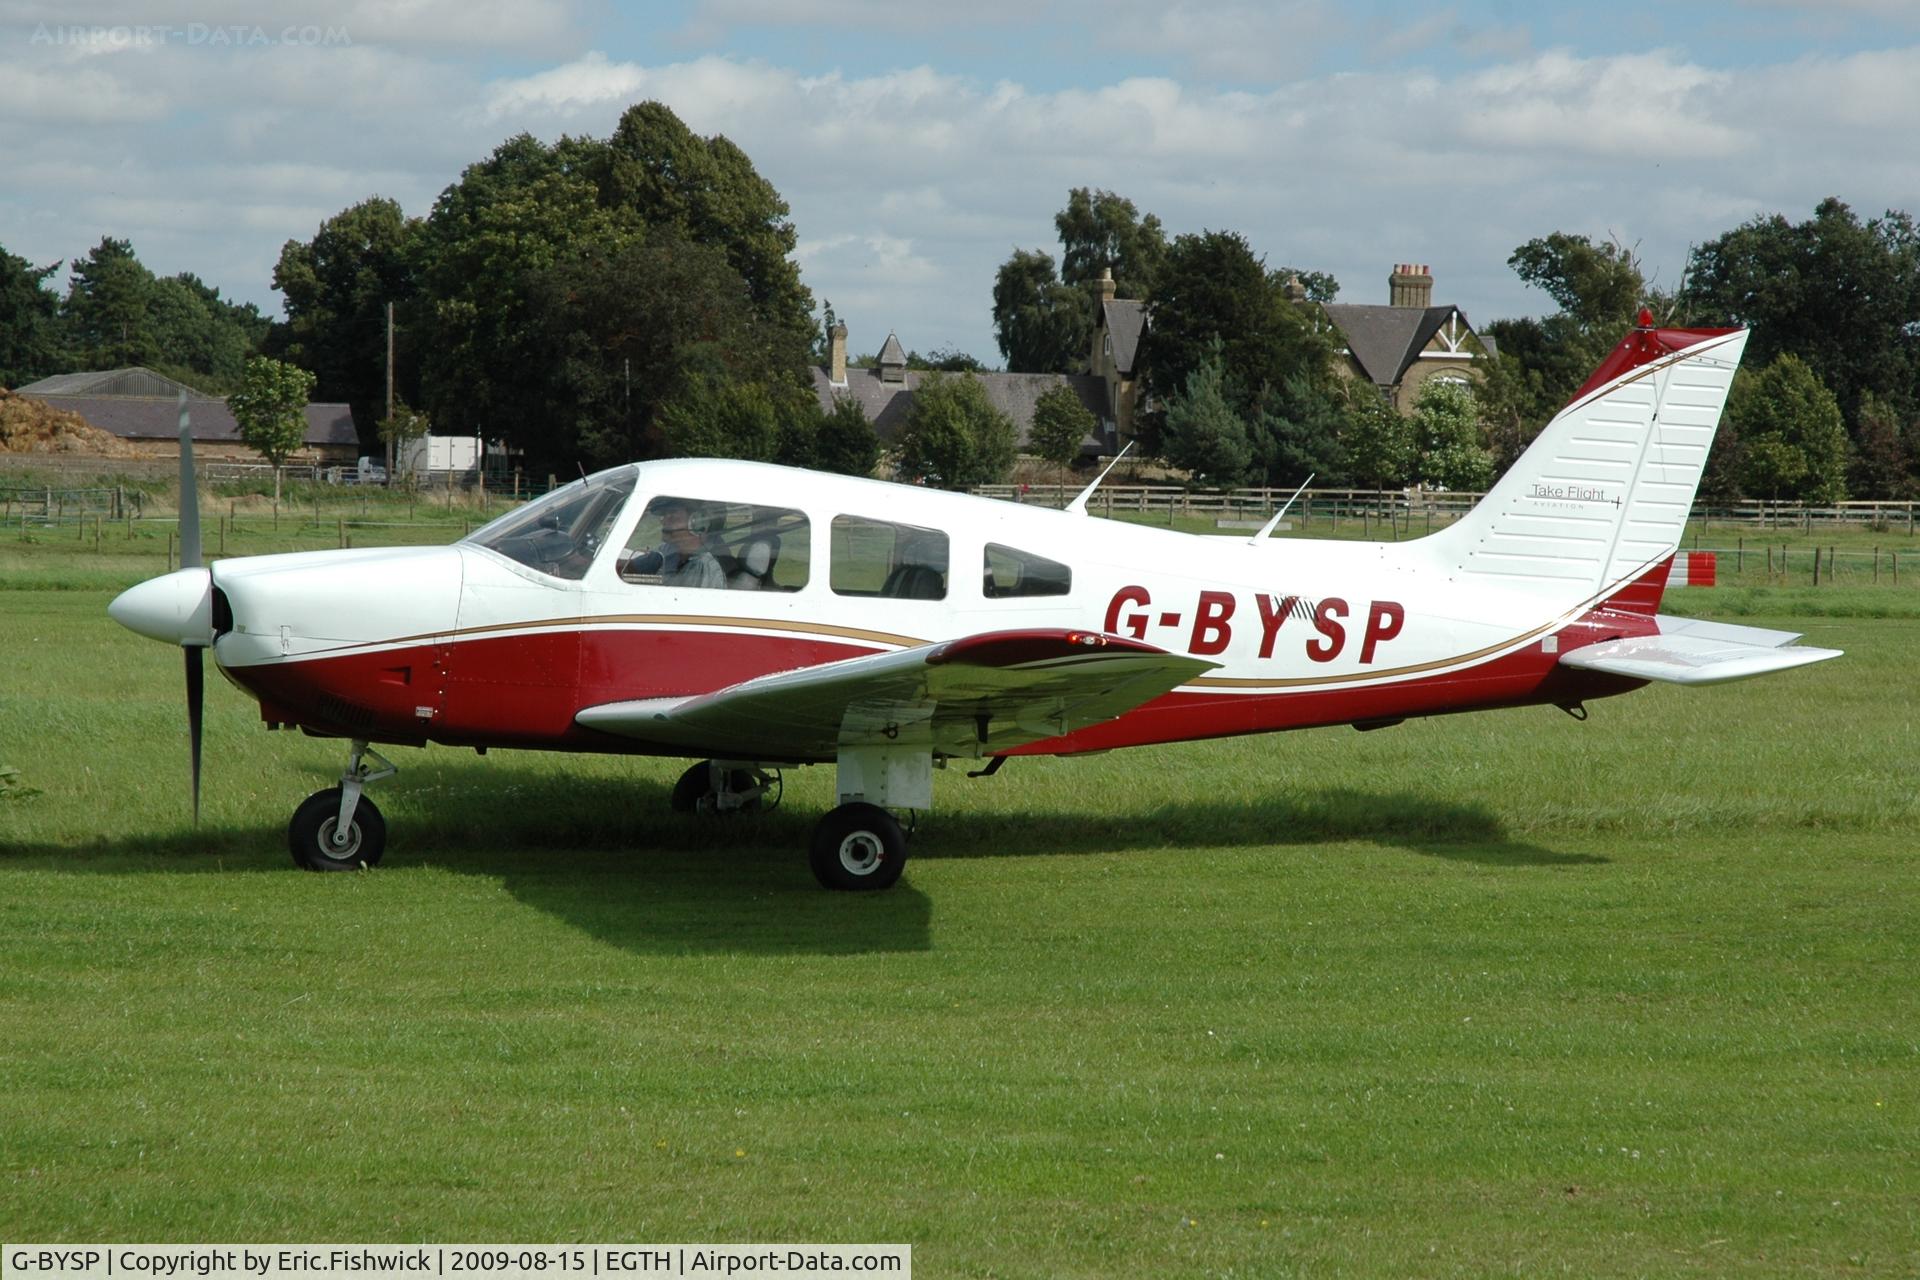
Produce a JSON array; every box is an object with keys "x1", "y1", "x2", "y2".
[
  {"x1": 808, "y1": 802, "x2": 907, "y2": 891},
  {"x1": 670, "y1": 760, "x2": 762, "y2": 813},
  {"x1": 289, "y1": 787, "x2": 386, "y2": 872}
]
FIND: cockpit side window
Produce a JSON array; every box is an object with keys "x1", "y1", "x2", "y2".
[
  {"x1": 464, "y1": 468, "x2": 636, "y2": 581},
  {"x1": 619, "y1": 496, "x2": 811, "y2": 592},
  {"x1": 830, "y1": 515, "x2": 949, "y2": 600},
  {"x1": 984, "y1": 543, "x2": 1072, "y2": 598}
]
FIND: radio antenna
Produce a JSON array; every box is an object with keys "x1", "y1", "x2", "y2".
[
  {"x1": 1064, "y1": 441, "x2": 1134, "y2": 516},
  {"x1": 1248, "y1": 473, "x2": 1314, "y2": 545}
]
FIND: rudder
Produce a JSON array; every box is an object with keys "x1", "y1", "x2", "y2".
[{"x1": 1430, "y1": 323, "x2": 1748, "y2": 606}]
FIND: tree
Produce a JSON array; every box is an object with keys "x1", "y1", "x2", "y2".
[
  {"x1": 1683, "y1": 198, "x2": 1920, "y2": 426},
  {"x1": 377, "y1": 401, "x2": 432, "y2": 480},
  {"x1": 1273, "y1": 267, "x2": 1339, "y2": 303},
  {"x1": 1849, "y1": 392, "x2": 1915, "y2": 499},
  {"x1": 657, "y1": 378, "x2": 783, "y2": 462},
  {"x1": 815, "y1": 396, "x2": 879, "y2": 477},
  {"x1": 415, "y1": 133, "x2": 644, "y2": 462},
  {"x1": 1481, "y1": 232, "x2": 1656, "y2": 450},
  {"x1": 0, "y1": 245, "x2": 61, "y2": 388},
  {"x1": 990, "y1": 189, "x2": 1167, "y2": 374},
  {"x1": 1055, "y1": 188, "x2": 1167, "y2": 292},
  {"x1": 596, "y1": 101, "x2": 814, "y2": 349},
  {"x1": 57, "y1": 238, "x2": 263, "y2": 391},
  {"x1": 1508, "y1": 232, "x2": 1646, "y2": 329},
  {"x1": 1411, "y1": 379, "x2": 1492, "y2": 491},
  {"x1": 1725, "y1": 354, "x2": 1849, "y2": 503},
  {"x1": 149, "y1": 273, "x2": 266, "y2": 392},
  {"x1": 1027, "y1": 384, "x2": 1095, "y2": 467},
  {"x1": 1248, "y1": 373, "x2": 1348, "y2": 486},
  {"x1": 1140, "y1": 229, "x2": 1335, "y2": 426},
  {"x1": 1343, "y1": 390, "x2": 1414, "y2": 490},
  {"x1": 895, "y1": 373, "x2": 1016, "y2": 488},
  {"x1": 273, "y1": 197, "x2": 422, "y2": 447},
  {"x1": 991, "y1": 248, "x2": 1089, "y2": 374},
  {"x1": 228, "y1": 356, "x2": 316, "y2": 500},
  {"x1": 905, "y1": 345, "x2": 987, "y2": 372},
  {"x1": 411, "y1": 102, "x2": 813, "y2": 468},
  {"x1": 62, "y1": 237, "x2": 157, "y2": 368},
  {"x1": 1159, "y1": 351, "x2": 1252, "y2": 486},
  {"x1": 519, "y1": 234, "x2": 808, "y2": 469}
]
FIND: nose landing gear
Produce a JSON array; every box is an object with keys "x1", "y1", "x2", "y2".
[{"x1": 289, "y1": 740, "x2": 394, "y2": 871}]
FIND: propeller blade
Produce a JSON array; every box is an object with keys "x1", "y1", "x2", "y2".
[
  {"x1": 177, "y1": 391, "x2": 202, "y2": 569},
  {"x1": 185, "y1": 644, "x2": 205, "y2": 823}
]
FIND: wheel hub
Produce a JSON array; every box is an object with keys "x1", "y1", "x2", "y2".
[
  {"x1": 320, "y1": 817, "x2": 361, "y2": 857},
  {"x1": 837, "y1": 831, "x2": 884, "y2": 875}
]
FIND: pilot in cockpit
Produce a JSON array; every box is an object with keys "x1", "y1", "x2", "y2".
[{"x1": 656, "y1": 501, "x2": 726, "y2": 589}]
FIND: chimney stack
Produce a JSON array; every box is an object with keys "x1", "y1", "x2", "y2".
[
  {"x1": 1097, "y1": 266, "x2": 1117, "y2": 306},
  {"x1": 828, "y1": 321, "x2": 848, "y2": 386},
  {"x1": 1390, "y1": 263, "x2": 1434, "y2": 308}
]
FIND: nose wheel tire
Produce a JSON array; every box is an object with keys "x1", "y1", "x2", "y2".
[
  {"x1": 289, "y1": 787, "x2": 387, "y2": 871},
  {"x1": 809, "y1": 802, "x2": 907, "y2": 891}
]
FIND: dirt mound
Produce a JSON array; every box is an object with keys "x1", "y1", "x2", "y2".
[{"x1": 0, "y1": 387, "x2": 138, "y2": 457}]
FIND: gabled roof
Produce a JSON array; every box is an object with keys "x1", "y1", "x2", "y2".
[
  {"x1": 16, "y1": 365, "x2": 358, "y2": 447},
  {"x1": 811, "y1": 367, "x2": 1112, "y2": 453},
  {"x1": 1321, "y1": 304, "x2": 1474, "y2": 387},
  {"x1": 16, "y1": 367, "x2": 221, "y2": 400},
  {"x1": 33, "y1": 397, "x2": 359, "y2": 448},
  {"x1": 876, "y1": 332, "x2": 907, "y2": 366},
  {"x1": 1100, "y1": 299, "x2": 1147, "y2": 374}
]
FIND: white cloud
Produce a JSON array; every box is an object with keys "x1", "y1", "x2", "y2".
[
  {"x1": 0, "y1": 58, "x2": 167, "y2": 121},
  {"x1": 1459, "y1": 49, "x2": 1744, "y2": 160},
  {"x1": 4, "y1": 21, "x2": 1919, "y2": 364}
]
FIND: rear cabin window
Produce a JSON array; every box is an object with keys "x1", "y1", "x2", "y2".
[
  {"x1": 984, "y1": 543, "x2": 1072, "y2": 598},
  {"x1": 619, "y1": 496, "x2": 810, "y2": 592},
  {"x1": 830, "y1": 515, "x2": 949, "y2": 599}
]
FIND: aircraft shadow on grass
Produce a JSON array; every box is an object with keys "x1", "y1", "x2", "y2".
[{"x1": 4, "y1": 762, "x2": 1600, "y2": 957}]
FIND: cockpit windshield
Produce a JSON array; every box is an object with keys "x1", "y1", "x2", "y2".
[{"x1": 464, "y1": 466, "x2": 637, "y2": 580}]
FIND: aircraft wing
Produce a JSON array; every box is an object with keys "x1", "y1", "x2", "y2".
[
  {"x1": 576, "y1": 628, "x2": 1218, "y2": 760},
  {"x1": 1559, "y1": 615, "x2": 1842, "y2": 686}
]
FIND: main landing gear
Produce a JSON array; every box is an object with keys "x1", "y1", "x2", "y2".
[
  {"x1": 676, "y1": 747, "x2": 926, "y2": 892},
  {"x1": 288, "y1": 740, "x2": 393, "y2": 871},
  {"x1": 669, "y1": 760, "x2": 781, "y2": 814},
  {"x1": 808, "y1": 802, "x2": 907, "y2": 892}
]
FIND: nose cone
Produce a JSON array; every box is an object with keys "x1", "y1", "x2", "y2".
[{"x1": 110, "y1": 567, "x2": 214, "y2": 646}]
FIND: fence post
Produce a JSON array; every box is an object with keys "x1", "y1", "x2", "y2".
[
  {"x1": 1812, "y1": 544, "x2": 1820, "y2": 586},
  {"x1": 1874, "y1": 545, "x2": 1879, "y2": 583},
  {"x1": 338, "y1": 518, "x2": 346, "y2": 548},
  {"x1": 167, "y1": 529, "x2": 174, "y2": 572},
  {"x1": 1737, "y1": 536, "x2": 1743, "y2": 575}
]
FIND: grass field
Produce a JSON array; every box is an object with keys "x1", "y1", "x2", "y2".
[{"x1": 2, "y1": 522, "x2": 1916, "y2": 1276}]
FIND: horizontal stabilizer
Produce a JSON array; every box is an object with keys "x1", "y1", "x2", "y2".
[{"x1": 1559, "y1": 616, "x2": 1840, "y2": 686}]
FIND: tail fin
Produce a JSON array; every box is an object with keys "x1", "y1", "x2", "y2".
[{"x1": 1431, "y1": 323, "x2": 1748, "y2": 607}]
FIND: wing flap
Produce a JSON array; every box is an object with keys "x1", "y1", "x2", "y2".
[
  {"x1": 576, "y1": 628, "x2": 1217, "y2": 759},
  {"x1": 1560, "y1": 628, "x2": 1841, "y2": 686}
]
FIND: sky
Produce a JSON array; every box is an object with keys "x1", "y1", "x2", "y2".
[{"x1": 2, "y1": 0, "x2": 1918, "y2": 368}]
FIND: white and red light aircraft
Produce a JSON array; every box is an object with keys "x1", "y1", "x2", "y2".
[{"x1": 111, "y1": 320, "x2": 1839, "y2": 889}]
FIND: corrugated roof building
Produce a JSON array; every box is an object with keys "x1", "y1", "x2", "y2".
[{"x1": 13, "y1": 367, "x2": 360, "y2": 461}]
